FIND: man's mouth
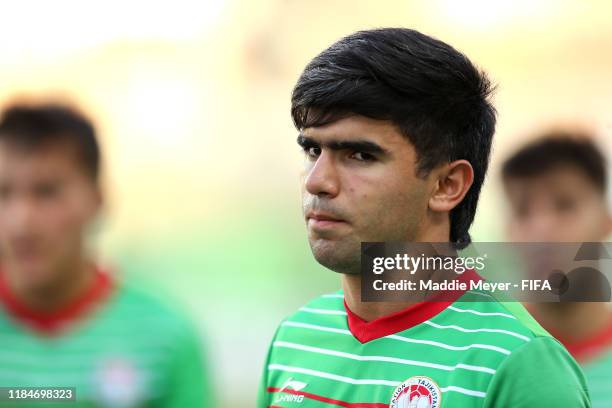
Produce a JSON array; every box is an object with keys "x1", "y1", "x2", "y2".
[
  {"x1": 306, "y1": 212, "x2": 348, "y2": 229},
  {"x1": 8, "y1": 239, "x2": 44, "y2": 263}
]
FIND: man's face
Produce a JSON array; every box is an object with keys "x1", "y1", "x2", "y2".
[
  {"x1": 504, "y1": 165, "x2": 610, "y2": 242},
  {"x1": 0, "y1": 140, "x2": 101, "y2": 290},
  {"x1": 299, "y1": 115, "x2": 433, "y2": 274}
]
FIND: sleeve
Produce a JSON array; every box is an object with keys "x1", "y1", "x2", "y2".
[
  {"x1": 161, "y1": 322, "x2": 215, "y2": 408},
  {"x1": 257, "y1": 324, "x2": 283, "y2": 408},
  {"x1": 483, "y1": 336, "x2": 591, "y2": 407}
]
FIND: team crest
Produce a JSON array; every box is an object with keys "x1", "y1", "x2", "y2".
[
  {"x1": 96, "y1": 357, "x2": 144, "y2": 407},
  {"x1": 389, "y1": 376, "x2": 441, "y2": 408}
]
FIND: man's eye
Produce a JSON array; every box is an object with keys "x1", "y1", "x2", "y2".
[
  {"x1": 0, "y1": 185, "x2": 10, "y2": 201},
  {"x1": 515, "y1": 204, "x2": 530, "y2": 219},
  {"x1": 34, "y1": 184, "x2": 61, "y2": 199},
  {"x1": 304, "y1": 146, "x2": 321, "y2": 159},
  {"x1": 555, "y1": 196, "x2": 576, "y2": 212},
  {"x1": 351, "y1": 151, "x2": 376, "y2": 162}
]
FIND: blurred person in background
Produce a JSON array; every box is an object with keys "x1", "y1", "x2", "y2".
[
  {"x1": 502, "y1": 133, "x2": 612, "y2": 407},
  {"x1": 0, "y1": 103, "x2": 213, "y2": 407},
  {"x1": 258, "y1": 28, "x2": 590, "y2": 407}
]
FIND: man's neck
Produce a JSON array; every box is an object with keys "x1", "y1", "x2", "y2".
[
  {"x1": 532, "y1": 302, "x2": 612, "y2": 342},
  {"x1": 5, "y1": 258, "x2": 96, "y2": 314},
  {"x1": 342, "y1": 229, "x2": 454, "y2": 321},
  {"x1": 342, "y1": 273, "x2": 417, "y2": 322}
]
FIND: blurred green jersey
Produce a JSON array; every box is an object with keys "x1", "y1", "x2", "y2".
[
  {"x1": 558, "y1": 319, "x2": 612, "y2": 408},
  {"x1": 0, "y1": 269, "x2": 214, "y2": 408}
]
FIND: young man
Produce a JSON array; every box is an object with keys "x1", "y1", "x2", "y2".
[
  {"x1": 258, "y1": 28, "x2": 590, "y2": 407},
  {"x1": 502, "y1": 134, "x2": 611, "y2": 407},
  {"x1": 0, "y1": 103, "x2": 213, "y2": 407}
]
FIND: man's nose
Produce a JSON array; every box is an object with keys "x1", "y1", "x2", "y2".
[
  {"x1": 525, "y1": 211, "x2": 559, "y2": 241},
  {"x1": 304, "y1": 152, "x2": 340, "y2": 198}
]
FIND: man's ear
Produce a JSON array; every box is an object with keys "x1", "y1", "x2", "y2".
[
  {"x1": 87, "y1": 184, "x2": 104, "y2": 220},
  {"x1": 428, "y1": 160, "x2": 474, "y2": 213},
  {"x1": 606, "y1": 211, "x2": 612, "y2": 238}
]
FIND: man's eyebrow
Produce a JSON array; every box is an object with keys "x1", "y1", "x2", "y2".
[
  {"x1": 297, "y1": 135, "x2": 388, "y2": 154},
  {"x1": 297, "y1": 135, "x2": 318, "y2": 148}
]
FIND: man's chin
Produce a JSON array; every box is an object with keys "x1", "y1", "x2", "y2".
[
  {"x1": 5, "y1": 262, "x2": 58, "y2": 291},
  {"x1": 309, "y1": 239, "x2": 361, "y2": 275}
]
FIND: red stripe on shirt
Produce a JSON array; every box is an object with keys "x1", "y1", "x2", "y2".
[{"x1": 267, "y1": 387, "x2": 388, "y2": 408}]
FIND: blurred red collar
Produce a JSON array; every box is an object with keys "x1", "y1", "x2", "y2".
[
  {"x1": 554, "y1": 317, "x2": 612, "y2": 364},
  {"x1": 0, "y1": 267, "x2": 114, "y2": 335}
]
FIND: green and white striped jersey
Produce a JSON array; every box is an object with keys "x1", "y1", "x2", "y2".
[
  {"x1": 258, "y1": 277, "x2": 590, "y2": 407},
  {"x1": 0, "y1": 271, "x2": 213, "y2": 408}
]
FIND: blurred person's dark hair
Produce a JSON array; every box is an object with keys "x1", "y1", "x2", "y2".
[
  {"x1": 0, "y1": 103, "x2": 100, "y2": 183},
  {"x1": 502, "y1": 132, "x2": 607, "y2": 194},
  {"x1": 291, "y1": 28, "x2": 496, "y2": 248}
]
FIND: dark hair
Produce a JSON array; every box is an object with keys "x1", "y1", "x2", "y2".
[
  {"x1": 502, "y1": 132, "x2": 607, "y2": 193},
  {"x1": 0, "y1": 103, "x2": 100, "y2": 182},
  {"x1": 291, "y1": 28, "x2": 496, "y2": 248}
]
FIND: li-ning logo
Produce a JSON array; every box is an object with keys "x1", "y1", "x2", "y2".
[
  {"x1": 274, "y1": 377, "x2": 308, "y2": 404},
  {"x1": 390, "y1": 376, "x2": 442, "y2": 408}
]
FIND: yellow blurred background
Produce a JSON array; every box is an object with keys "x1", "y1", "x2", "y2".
[{"x1": 0, "y1": 0, "x2": 610, "y2": 406}]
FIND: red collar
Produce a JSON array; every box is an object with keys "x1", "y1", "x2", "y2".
[
  {"x1": 554, "y1": 317, "x2": 612, "y2": 363},
  {"x1": 0, "y1": 267, "x2": 114, "y2": 335},
  {"x1": 345, "y1": 269, "x2": 481, "y2": 343}
]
